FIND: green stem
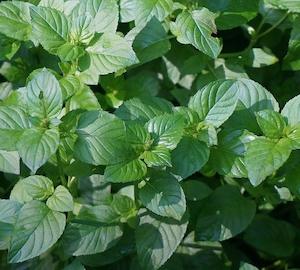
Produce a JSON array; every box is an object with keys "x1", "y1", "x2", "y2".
[
  {"x1": 180, "y1": 243, "x2": 223, "y2": 251},
  {"x1": 220, "y1": 11, "x2": 289, "y2": 59},
  {"x1": 56, "y1": 150, "x2": 67, "y2": 187}
]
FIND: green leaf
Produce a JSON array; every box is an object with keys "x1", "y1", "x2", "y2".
[
  {"x1": 136, "y1": 211, "x2": 188, "y2": 270},
  {"x1": 82, "y1": 33, "x2": 138, "y2": 76},
  {"x1": 70, "y1": 0, "x2": 119, "y2": 33},
  {"x1": 171, "y1": 136, "x2": 210, "y2": 179},
  {"x1": 210, "y1": 129, "x2": 255, "y2": 178},
  {"x1": 17, "y1": 128, "x2": 60, "y2": 173},
  {"x1": 59, "y1": 75, "x2": 82, "y2": 100},
  {"x1": 256, "y1": 109, "x2": 286, "y2": 138},
  {"x1": 282, "y1": 94, "x2": 300, "y2": 125},
  {"x1": 182, "y1": 180, "x2": 212, "y2": 201},
  {"x1": 46, "y1": 185, "x2": 74, "y2": 212},
  {"x1": 125, "y1": 122, "x2": 151, "y2": 152},
  {"x1": 133, "y1": 17, "x2": 171, "y2": 64},
  {"x1": 0, "y1": 106, "x2": 30, "y2": 151},
  {"x1": 245, "y1": 137, "x2": 293, "y2": 186},
  {"x1": 104, "y1": 159, "x2": 147, "y2": 183},
  {"x1": 239, "y1": 262, "x2": 259, "y2": 270},
  {"x1": 139, "y1": 172, "x2": 186, "y2": 220},
  {"x1": 143, "y1": 146, "x2": 172, "y2": 167},
  {"x1": 225, "y1": 79, "x2": 279, "y2": 132},
  {"x1": 244, "y1": 215, "x2": 296, "y2": 257},
  {"x1": 120, "y1": 0, "x2": 137, "y2": 23},
  {"x1": 69, "y1": 15, "x2": 95, "y2": 45},
  {"x1": 62, "y1": 222, "x2": 123, "y2": 256},
  {"x1": 0, "y1": 199, "x2": 22, "y2": 250},
  {"x1": 64, "y1": 259, "x2": 86, "y2": 270},
  {"x1": 276, "y1": 0, "x2": 300, "y2": 12},
  {"x1": 286, "y1": 125, "x2": 300, "y2": 149},
  {"x1": 0, "y1": 1, "x2": 31, "y2": 41},
  {"x1": 26, "y1": 69, "x2": 63, "y2": 119},
  {"x1": 57, "y1": 43, "x2": 85, "y2": 62},
  {"x1": 170, "y1": 9, "x2": 222, "y2": 59},
  {"x1": 189, "y1": 80, "x2": 239, "y2": 128},
  {"x1": 196, "y1": 185, "x2": 256, "y2": 241},
  {"x1": 8, "y1": 200, "x2": 66, "y2": 263},
  {"x1": 74, "y1": 111, "x2": 128, "y2": 165},
  {"x1": 111, "y1": 194, "x2": 136, "y2": 220},
  {"x1": 39, "y1": 0, "x2": 65, "y2": 11},
  {"x1": 116, "y1": 97, "x2": 173, "y2": 123},
  {"x1": 146, "y1": 114, "x2": 185, "y2": 150},
  {"x1": 10, "y1": 175, "x2": 54, "y2": 203},
  {"x1": 30, "y1": 6, "x2": 69, "y2": 53},
  {"x1": 135, "y1": 0, "x2": 173, "y2": 25},
  {"x1": 0, "y1": 150, "x2": 20, "y2": 175}
]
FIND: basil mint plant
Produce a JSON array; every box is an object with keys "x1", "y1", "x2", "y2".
[{"x1": 0, "y1": 0, "x2": 300, "y2": 269}]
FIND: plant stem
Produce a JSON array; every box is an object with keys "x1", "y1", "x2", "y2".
[
  {"x1": 220, "y1": 11, "x2": 289, "y2": 58},
  {"x1": 56, "y1": 150, "x2": 67, "y2": 187},
  {"x1": 180, "y1": 243, "x2": 223, "y2": 251}
]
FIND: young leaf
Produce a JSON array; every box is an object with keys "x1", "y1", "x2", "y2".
[
  {"x1": 196, "y1": 185, "x2": 256, "y2": 241},
  {"x1": 17, "y1": 128, "x2": 60, "y2": 173},
  {"x1": 10, "y1": 175, "x2": 54, "y2": 203},
  {"x1": 8, "y1": 200, "x2": 66, "y2": 263},
  {"x1": 136, "y1": 211, "x2": 188, "y2": 270},
  {"x1": 256, "y1": 110, "x2": 286, "y2": 138},
  {"x1": 282, "y1": 94, "x2": 300, "y2": 125},
  {"x1": 245, "y1": 137, "x2": 293, "y2": 186},
  {"x1": 139, "y1": 172, "x2": 186, "y2": 220},
  {"x1": 70, "y1": 0, "x2": 119, "y2": 34},
  {"x1": 170, "y1": 9, "x2": 222, "y2": 59},
  {"x1": 143, "y1": 146, "x2": 172, "y2": 167},
  {"x1": 62, "y1": 222, "x2": 123, "y2": 256},
  {"x1": 135, "y1": 0, "x2": 173, "y2": 25},
  {"x1": 82, "y1": 33, "x2": 138, "y2": 76},
  {"x1": 26, "y1": 69, "x2": 63, "y2": 119},
  {"x1": 104, "y1": 159, "x2": 147, "y2": 183},
  {"x1": 74, "y1": 111, "x2": 128, "y2": 165},
  {"x1": 30, "y1": 6, "x2": 69, "y2": 53},
  {"x1": 46, "y1": 185, "x2": 74, "y2": 212},
  {"x1": 189, "y1": 80, "x2": 239, "y2": 128},
  {"x1": 146, "y1": 114, "x2": 185, "y2": 150},
  {"x1": 0, "y1": 1, "x2": 32, "y2": 41},
  {"x1": 171, "y1": 136, "x2": 210, "y2": 179}
]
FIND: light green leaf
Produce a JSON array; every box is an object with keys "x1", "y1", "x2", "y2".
[
  {"x1": 277, "y1": 0, "x2": 300, "y2": 12},
  {"x1": 26, "y1": 69, "x2": 63, "y2": 119},
  {"x1": 189, "y1": 80, "x2": 239, "y2": 128},
  {"x1": 210, "y1": 129, "x2": 255, "y2": 178},
  {"x1": 120, "y1": 0, "x2": 137, "y2": 22},
  {"x1": 143, "y1": 146, "x2": 172, "y2": 167},
  {"x1": 39, "y1": 0, "x2": 64, "y2": 11},
  {"x1": 104, "y1": 159, "x2": 147, "y2": 183},
  {"x1": 139, "y1": 172, "x2": 186, "y2": 220},
  {"x1": 8, "y1": 200, "x2": 66, "y2": 263},
  {"x1": 239, "y1": 262, "x2": 259, "y2": 270},
  {"x1": 70, "y1": 0, "x2": 119, "y2": 33},
  {"x1": 170, "y1": 9, "x2": 222, "y2": 59},
  {"x1": 17, "y1": 128, "x2": 60, "y2": 173},
  {"x1": 245, "y1": 137, "x2": 293, "y2": 186},
  {"x1": 0, "y1": 150, "x2": 20, "y2": 175},
  {"x1": 74, "y1": 111, "x2": 128, "y2": 165},
  {"x1": 171, "y1": 136, "x2": 210, "y2": 179},
  {"x1": 256, "y1": 110, "x2": 286, "y2": 139},
  {"x1": 196, "y1": 185, "x2": 256, "y2": 241},
  {"x1": 282, "y1": 94, "x2": 300, "y2": 125},
  {"x1": 136, "y1": 211, "x2": 188, "y2": 270},
  {"x1": 0, "y1": 199, "x2": 22, "y2": 250},
  {"x1": 111, "y1": 194, "x2": 136, "y2": 220},
  {"x1": 47, "y1": 185, "x2": 74, "y2": 212},
  {"x1": 135, "y1": 0, "x2": 173, "y2": 25},
  {"x1": 0, "y1": 106, "x2": 30, "y2": 151},
  {"x1": 0, "y1": 1, "x2": 31, "y2": 41},
  {"x1": 116, "y1": 97, "x2": 173, "y2": 123},
  {"x1": 69, "y1": 15, "x2": 95, "y2": 45},
  {"x1": 30, "y1": 6, "x2": 69, "y2": 53},
  {"x1": 82, "y1": 33, "x2": 138, "y2": 76},
  {"x1": 57, "y1": 43, "x2": 85, "y2": 62},
  {"x1": 146, "y1": 114, "x2": 185, "y2": 150},
  {"x1": 133, "y1": 17, "x2": 171, "y2": 64},
  {"x1": 10, "y1": 175, "x2": 54, "y2": 203},
  {"x1": 59, "y1": 75, "x2": 82, "y2": 100},
  {"x1": 286, "y1": 125, "x2": 300, "y2": 149},
  {"x1": 62, "y1": 222, "x2": 123, "y2": 256}
]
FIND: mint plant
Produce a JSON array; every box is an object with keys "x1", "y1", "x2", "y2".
[{"x1": 0, "y1": 0, "x2": 300, "y2": 269}]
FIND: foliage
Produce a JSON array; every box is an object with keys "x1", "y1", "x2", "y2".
[{"x1": 0, "y1": 0, "x2": 299, "y2": 269}]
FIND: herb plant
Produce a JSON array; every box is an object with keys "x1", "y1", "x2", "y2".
[{"x1": 0, "y1": 0, "x2": 300, "y2": 269}]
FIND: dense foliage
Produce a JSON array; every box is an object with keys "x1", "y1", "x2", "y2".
[{"x1": 0, "y1": 0, "x2": 300, "y2": 269}]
